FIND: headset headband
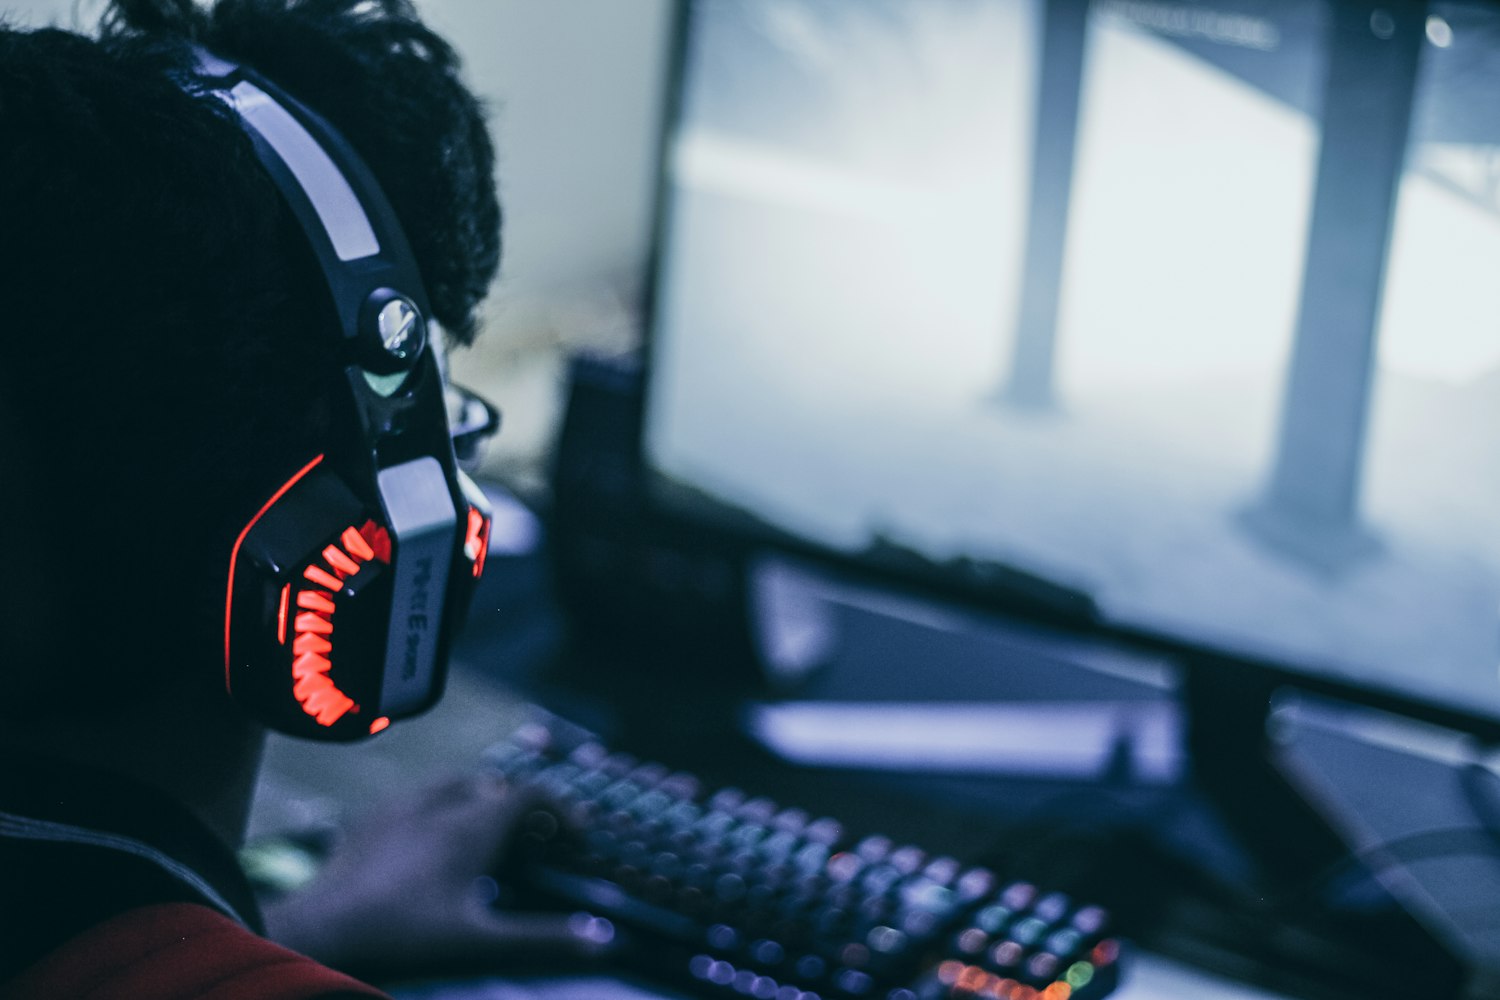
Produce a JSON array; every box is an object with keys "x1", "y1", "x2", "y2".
[{"x1": 193, "y1": 49, "x2": 430, "y2": 373}]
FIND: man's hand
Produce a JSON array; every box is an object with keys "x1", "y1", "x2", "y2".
[{"x1": 262, "y1": 773, "x2": 613, "y2": 982}]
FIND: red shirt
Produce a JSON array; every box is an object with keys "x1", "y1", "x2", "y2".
[
  {"x1": 1, "y1": 902, "x2": 383, "y2": 1000},
  {"x1": 0, "y1": 754, "x2": 386, "y2": 999}
]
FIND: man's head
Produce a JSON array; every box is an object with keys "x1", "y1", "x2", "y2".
[{"x1": 0, "y1": 0, "x2": 500, "y2": 720}]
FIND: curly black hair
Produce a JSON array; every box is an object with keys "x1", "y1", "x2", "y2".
[{"x1": 0, "y1": 0, "x2": 500, "y2": 711}]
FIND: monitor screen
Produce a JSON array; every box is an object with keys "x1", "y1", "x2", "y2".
[{"x1": 643, "y1": 0, "x2": 1500, "y2": 725}]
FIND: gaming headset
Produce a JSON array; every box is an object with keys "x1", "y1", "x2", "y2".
[{"x1": 190, "y1": 49, "x2": 495, "y2": 741}]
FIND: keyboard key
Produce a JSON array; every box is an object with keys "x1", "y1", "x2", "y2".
[
  {"x1": 1011, "y1": 916, "x2": 1048, "y2": 946},
  {"x1": 567, "y1": 741, "x2": 608, "y2": 767},
  {"x1": 827, "y1": 883, "x2": 861, "y2": 910},
  {"x1": 536, "y1": 762, "x2": 580, "y2": 790},
  {"x1": 511, "y1": 723, "x2": 552, "y2": 750},
  {"x1": 632, "y1": 789, "x2": 672, "y2": 818},
  {"x1": 857, "y1": 894, "x2": 894, "y2": 926},
  {"x1": 795, "y1": 954, "x2": 827, "y2": 980},
  {"x1": 565, "y1": 798, "x2": 600, "y2": 830},
  {"x1": 659, "y1": 771, "x2": 701, "y2": 799},
  {"x1": 741, "y1": 797, "x2": 779, "y2": 823},
  {"x1": 574, "y1": 771, "x2": 612, "y2": 797},
  {"x1": 629, "y1": 762, "x2": 669, "y2": 786},
  {"x1": 836, "y1": 968, "x2": 874, "y2": 996},
  {"x1": 751, "y1": 976, "x2": 779, "y2": 999},
  {"x1": 1034, "y1": 892, "x2": 1070, "y2": 924},
  {"x1": 763, "y1": 862, "x2": 798, "y2": 889},
  {"x1": 733, "y1": 824, "x2": 770, "y2": 849},
  {"x1": 955, "y1": 868, "x2": 996, "y2": 901},
  {"x1": 752, "y1": 938, "x2": 786, "y2": 966},
  {"x1": 827, "y1": 851, "x2": 866, "y2": 883},
  {"x1": 990, "y1": 941, "x2": 1023, "y2": 970},
  {"x1": 708, "y1": 923, "x2": 741, "y2": 951},
  {"x1": 860, "y1": 865, "x2": 903, "y2": 897},
  {"x1": 488, "y1": 747, "x2": 540, "y2": 778},
  {"x1": 1064, "y1": 961, "x2": 1096, "y2": 990},
  {"x1": 898, "y1": 907, "x2": 941, "y2": 939},
  {"x1": 921, "y1": 857, "x2": 961, "y2": 886},
  {"x1": 1045, "y1": 928, "x2": 1082, "y2": 958},
  {"x1": 999, "y1": 882, "x2": 1036, "y2": 911},
  {"x1": 1071, "y1": 905, "x2": 1108, "y2": 936},
  {"x1": 730, "y1": 847, "x2": 763, "y2": 875},
  {"x1": 886, "y1": 847, "x2": 925, "y2": 876},
  {"x1": 1027, "y1": 952, "x2": 1060, "y2": 984},
  {"x1": 795, "y1": 843, "x2": 831, "y2": 874},
  {"x1": 804, "y1": 818, "x2": 843, "y2": 845},
  {"x1": 865, "y1": 925, "x2": 908, "y2": 956},
  {"x1": 665, "y1": 800, "x2": 702, "y2": 825},
  {"x1": 711, "y1": 787, "x2": 747, "y2": 811},
  {"x1": 600, "y1": 752, "x2": 637, "y2": 777},
  {"x1": 602, "y1": 780, "x2": 642, "y2": 809},
  {"x1": 855, "y1": 836, "x2": 892, "y2": 862},
  {"x1": 954, "y1": 927, "x2": 988, "y2": 956},
  {"x1": 976, "y1": 905, "x2": 1012, "y2": 934},
  {"x1": 900, "y1": 879, "x2": 955, "y2": 914},
  {"x1": 773, "y1": 808, "x2": 810, "y2": 834}
]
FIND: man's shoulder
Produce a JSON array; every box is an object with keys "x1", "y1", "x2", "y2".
[{"x1": 0, "y1": 902, "x2": 389, "y2": 1000}]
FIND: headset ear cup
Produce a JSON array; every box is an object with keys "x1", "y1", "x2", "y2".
[{"x1": 226, "y1": 459, "x2": 397, "y2": 741}]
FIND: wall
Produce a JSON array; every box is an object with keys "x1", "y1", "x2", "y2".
[{"x1": 3, "y1": 0, "x2": 674, "y2": 486}]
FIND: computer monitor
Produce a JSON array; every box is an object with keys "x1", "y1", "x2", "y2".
[{"x1": 639, "y1": 0, "x2": 1500, "y2": 737}]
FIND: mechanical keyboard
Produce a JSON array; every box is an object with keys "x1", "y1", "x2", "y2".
[{"x1": 485, "y1": 720, "x2": 1123, "y2": 1000}]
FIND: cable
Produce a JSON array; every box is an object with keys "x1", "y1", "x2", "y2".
[
  {"x1": 1458, "y1": 750, "x2": 1500, "y2": 853},
  {"x1": 1277, "y1": 825, "x2": 1500, "y2": 917}
]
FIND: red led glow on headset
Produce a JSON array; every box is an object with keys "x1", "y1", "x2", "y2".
[
  {"x1": 277, "y1": 584, "x2": 291, "y2": 645},
  {"x1": 341, "y1": 526, "x2": 375, "y2": 561},
  {"x1": 359, "y1": 520, "x2": 393, "y2": 563},
  {"x1": 323, "y1": 544, "x2": 361, "y2": 577},
  {"x1": 226, "y1": 454, "x2": 326, "y2": 691},
  {"x1": 464, "y1": 506, "x2": 491, "y2": 579},
  {"x1": 290, "y1": 520, "x2": 390, "y2": 727},
  {"x1": 303, "y1": 564, "x2": 343, "y2": 591}
]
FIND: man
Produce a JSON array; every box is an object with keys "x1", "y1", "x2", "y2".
[{"x1": 0, "y1": 0, "x2": 592, "y2": 993}]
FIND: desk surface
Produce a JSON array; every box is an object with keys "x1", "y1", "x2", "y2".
[{"x1": 387, "y1": 953, "x2": 1293, "y2": 1000}]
